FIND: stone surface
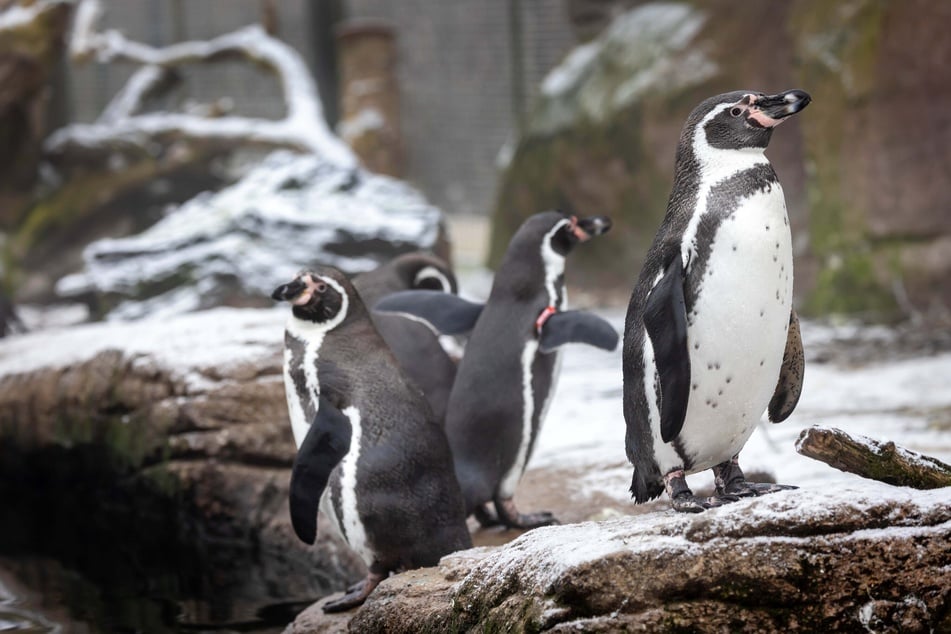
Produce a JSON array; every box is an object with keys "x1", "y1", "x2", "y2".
[
  {"x1": 290, "y1": 486, "x2": 951, "y2": 633},
  {"x1": 0, "y1": 308, "x2": 367, "y2": 617}
]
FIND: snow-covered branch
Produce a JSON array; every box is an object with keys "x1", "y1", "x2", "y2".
[{"x1": 48, "y1": 0, "x2": 355, "y2": 167}]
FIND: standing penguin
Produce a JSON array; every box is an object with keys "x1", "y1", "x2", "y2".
[
  {"x1": 353, "y1": 253, "x2": 461, "y2": 423},
  {"x1": 272, "y1": 266, "x2": 471, "y2": 612},
  {"x1": 622, "y1": 89, "x2": 810, "y2": 513},
  {"x1": 377, "y1": 211, "x2": 618, "y2": 529}
]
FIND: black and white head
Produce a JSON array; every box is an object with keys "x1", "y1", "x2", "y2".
[
  {"x1": 510, "y1": 210, "x2": 613, "y2": 260},
  {"x1": 401, "y1": 253, "x2": 457, "y2": 294},
  {"x1": 683, "y1": 89, "x2": 811, "y2": 154},
  {"x1": 271, "y1": 268, "x2": 352, "y2": 328},
  {"x1": 500, "y1": 210, "x2": 612, "y2": 301}
]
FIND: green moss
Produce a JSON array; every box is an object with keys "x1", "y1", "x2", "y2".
[
  {"x1": 791, "y1": 0, "x2": 899, "y2": 318},
  {"x1": 489, "y1": 104, "x2": 669, "y2": 288},
  {"x1": 803, "y1": 248, "x2": 898, "y2": 317}
]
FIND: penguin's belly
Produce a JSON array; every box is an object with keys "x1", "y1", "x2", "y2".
[{"x1": 679, "y1": 191, "x2": 793, "y2": 472}]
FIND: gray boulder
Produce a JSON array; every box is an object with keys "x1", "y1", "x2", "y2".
[
  {"x1": 55, "y1": 151, "x2": 448, "y2": 320},
  {"x1": 290, "y1": 486, "x2": 951, "y2": 633}
]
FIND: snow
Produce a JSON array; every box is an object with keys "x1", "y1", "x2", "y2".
[
  {"x1": 2, "y1": 272, "x2": 949, "y2": 526},
  {"x1": 531, "y1": 308, "x2": 951, "y2": 501},
  {"x1": 0, "y1": 306, "x2": 285, "y2": 392},
  {"x1": 59, "y1": 2, "x2": 354, "y2": 166},
  {"x1": 56, "y1": 151, "x2": 444, "y2": 319}
]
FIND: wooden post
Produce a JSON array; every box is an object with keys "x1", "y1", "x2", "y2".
[{"x1": 335, "y1": 20, "x2": 403, "y2": 177}]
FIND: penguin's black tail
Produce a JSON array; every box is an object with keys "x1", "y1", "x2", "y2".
[{"x1": 630, "y1": 467, "x2": 664, "y2": 504}]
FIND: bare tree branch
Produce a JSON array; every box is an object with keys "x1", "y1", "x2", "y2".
[
  {"x1": 48, "y1": 0, "x2": 355, "y2": 167},
  {"x1": 796, "y1": 425, "x2": 951, "y2": 489}
]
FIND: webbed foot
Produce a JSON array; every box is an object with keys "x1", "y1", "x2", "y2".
[
  {"x1": 665, "y1": 469, "x2": 740, "y2": 513},
  {"x1": 322, "y1": 571, "x2": 385, "y2": 613},
  {"x1": 495, "y1": 497, "x2": 560, "y2": 529},
  {"x1": 713, "y1": 457, "x2": 798, "y2": 498}
]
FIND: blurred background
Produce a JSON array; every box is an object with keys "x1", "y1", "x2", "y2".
[{"x1": 3, "y1": 0, "x2": 950, "y2": 327}]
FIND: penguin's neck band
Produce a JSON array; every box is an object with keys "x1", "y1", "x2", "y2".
[{"x1": 535, "y1": 305, "x2": 557, "y2": 334}]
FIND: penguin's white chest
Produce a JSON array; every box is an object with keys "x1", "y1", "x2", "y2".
[{"x1": 679, "y1": 185, "x2": 793, "y2": 471}]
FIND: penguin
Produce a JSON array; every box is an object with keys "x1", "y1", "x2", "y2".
[
  {"x1": 622, "y1": 89, "x2": 810, "y2": 513},
  {"x1": 376, "y1": 211, "x2": 618, "y2": 529},
  {"x1": 353, "y1": 252, "x2": 458, "y2": 302},
  {"x1": 271, "y1": 266, "x2": 471, "y2": 612},
  {"x1": 353, "y1": 253, "x2": 461, "y2": 423}
]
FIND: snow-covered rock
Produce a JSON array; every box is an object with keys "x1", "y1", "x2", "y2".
[
  {"x1": 314, "y1": 485, "x2": 950, "y2": 633},
  {"x1": 55, "y1": 151, "x2": 447, "y2": 320}
]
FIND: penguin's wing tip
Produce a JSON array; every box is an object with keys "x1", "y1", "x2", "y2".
[
  {"x1": 289, "y1": 396, "x2": 353, "y2": 546},
  {"x1": 374, "y1": 290, "x2": 483, "y2": 335},
  {"x1": 538, "y1": 311, "x2": 619, "y2": 353},
  {"x1": 768, "y1": 309, "x2": 804, "y2": 423},
  {"x1": 644, "y1": 256, "x2": 690, "y2": 443}
]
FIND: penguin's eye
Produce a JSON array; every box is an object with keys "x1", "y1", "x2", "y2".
[
  {"x1": 730, "y1": 107, "x2": 743, "y2": 117},
  {"x1": 314, "y1": 281, "x2": 328, "y2": 293}
]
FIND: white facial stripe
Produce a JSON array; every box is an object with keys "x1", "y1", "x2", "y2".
[
  {"x1": 540, "y1": 219, "x2": 569, "y2": 309},
  {"x1": 679, "y1": 103, "x2": 769, "y2": 270},
  {"x1": 283, "y1": 274, "x2": 350, "y2": 447},
  {"x1": 337, "y1": 406, "x2": 371, "y2": 564},
  {"x1": 284, "y1": 346, "x2": 310, "y2": 448},
  {"x1": 413, "y1": 266, "x2": 452, "y2": 293}
]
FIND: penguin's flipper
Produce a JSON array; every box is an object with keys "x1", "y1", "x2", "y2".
[
  {"x1": 643, "y1": 255, "x2": 690, "y2": 443},
  {"x1": 373, "y1": 290, "x2": 484, "y2": 335},
  {"x1": 538, "y1": 311, "x2": 619, "y2": 353},
  {"x1": 289, "y1": 395, "x2": 353, "y2": 545},
  {"x1": 768, "y1": 309, "x2": 804, "y2": 423}
]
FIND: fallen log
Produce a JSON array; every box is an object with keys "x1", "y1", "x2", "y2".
[{"x1": 796, "y1": 425, "x2": 951, "y2": 489}]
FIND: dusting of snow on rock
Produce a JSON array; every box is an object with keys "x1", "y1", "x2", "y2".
[
  {"x1": 528, "y1": 305, "x2": 951, "y2": 503},
  {"x1": 56, "y1": 151, "x2": 444, "y2": 320},
  {"x1": 0, "y1": 307, "x2": 284, "y2": 391},
  {"x1": 533, "y1": 2, "x2": 715, "y2": 136}
]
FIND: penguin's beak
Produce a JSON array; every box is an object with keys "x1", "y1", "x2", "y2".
[
  {"x1": 271, "y1": 278, "x2": 307, "y2": 302},
  {"x1": 571, "y1": 215, "x2": 612, "y2": 241},
  {"x1": 747, "y1": 90, "x2": 811, "y2": 127}
]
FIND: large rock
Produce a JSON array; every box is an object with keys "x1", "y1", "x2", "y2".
[
  {"x1": 0, "y1": 308, "x2": 366, "y2": 622},
  {"x1": 52, "y1": 151, "x2": 448, "y2": 320},
  {"x1": 289, "y1": 485, "x2": 951, "y2": 633},
  {"x1": 493, "y1": 0, "x2": 951, "y2": 320},
  {"x1": 490, "y1": 1, "x2": 809, "y2": 292}
]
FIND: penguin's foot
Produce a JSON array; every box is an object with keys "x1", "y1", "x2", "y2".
[
  {"x1": 473, "y1": 503, "x2": 502, "y2": 528},
  {"x1": 664, "y1": 469, "x2": 738, "y2": 513},
  {"x1": 322, "y1": 571, "x2": 385, "y2": 613},
  {"x1": 712, "y1": 457, "x2": 798, "y2": 498},
  {"x1": 495, "y1": 497, "x2": 560, "y2": 529},
  {"x1": 729, "y1": 481, "x2": 799, "y2": 497}
]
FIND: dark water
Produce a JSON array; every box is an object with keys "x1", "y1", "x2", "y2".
[
  {"x1": 0, "y1": 445, "x2": 317, "y2": 633},
  {"x1": 0, "y1": 554, "x2": 310, "y2": 633}
]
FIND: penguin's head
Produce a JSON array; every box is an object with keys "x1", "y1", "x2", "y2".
[
  {"x1": 519, "y1": 210, "x2": 613, "y2": 258},
  {"x1": 393, "y1": 253, "x2": 458, "y2": 294},
  {"x1": 687, "y1": 89, "x2": 811, "y2": 152},
  {"x1": 272, "y1": 268, "x2": 352, "y2": 326}
]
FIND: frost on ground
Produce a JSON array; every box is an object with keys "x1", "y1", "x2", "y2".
[
  {"x1": 55, "y1": 151, "x2": 445, "y2": 320},
  {"x1": 531, "y1": 308, "x2": 951, "y2": 508},
  {"x1": 4, "y1": 294, "x2": 948, "y2": 505}
]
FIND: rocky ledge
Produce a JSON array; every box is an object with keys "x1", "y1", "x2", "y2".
[{"x1": 289, "y1": 485, "x2": 951, "y2": 633}]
